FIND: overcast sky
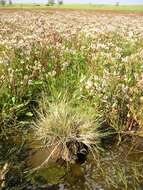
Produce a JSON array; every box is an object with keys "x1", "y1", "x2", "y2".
[{"x1": 13, "y1": 0, "x2": 143, "y2": 5}]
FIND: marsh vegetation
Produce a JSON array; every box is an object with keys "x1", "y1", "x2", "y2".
[{"x1": 0, "y1": 9, "x2": 143, "y2": 189}]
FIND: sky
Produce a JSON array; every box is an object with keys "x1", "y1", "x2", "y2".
[{"x1": 13, "y1": 0, "x2": 143, "y2": 5}]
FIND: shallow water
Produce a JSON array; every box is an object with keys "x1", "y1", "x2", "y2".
[{"x1": 28, "y1": 139, "x2": 143, "y2": 190}]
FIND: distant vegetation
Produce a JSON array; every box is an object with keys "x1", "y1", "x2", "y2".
[
  {"x1": 0, "y1": 0, "x2": 12, "y2": 6},
  {"x1": 0, "y1": 3, "x2": 143, "y2": 13}
]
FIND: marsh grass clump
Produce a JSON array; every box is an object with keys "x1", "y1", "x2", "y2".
[{"x1": 32, "y1": 101, "x2": 100, "y2": 170}]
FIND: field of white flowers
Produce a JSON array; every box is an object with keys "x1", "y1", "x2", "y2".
[{"x1": 0, "y1": 10, "x2": 143, "y2": 189}]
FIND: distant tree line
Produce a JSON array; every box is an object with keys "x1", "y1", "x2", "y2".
[
  {"x1": 0, "y1": 0, "x2": 63, "y2": 6},
  {"x1": 0, "y1": 0, "x2": 12, "y2": 6},
  {"x1": 58, "y1": 0, "x2": 63, "y2": 5},
  {"x1": 47, "y1": 0, "x2": 63, "y2": 6}
]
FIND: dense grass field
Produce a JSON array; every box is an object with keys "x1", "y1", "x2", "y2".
[
  {"x1": 48, "y1": 4, "x2": 143, "y2": 13},
  {"x1": 0, "y1": 8, "x2": 143, "y2": 190},
  {"x1": 0, "y1": 4, "x2": 143, "y2": 13}
]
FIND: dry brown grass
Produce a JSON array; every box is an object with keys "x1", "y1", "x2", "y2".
[{"x1": 32, "y1": 101, "x2": 100, "y2": 170}]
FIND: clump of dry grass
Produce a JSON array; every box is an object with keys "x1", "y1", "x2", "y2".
[{"x1": 32, "y1": 101, "x2": 100, "y2": 170}]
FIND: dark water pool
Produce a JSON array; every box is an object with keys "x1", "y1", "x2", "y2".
[{"x1": 28, "y1": 139, "x2": 143, "y2": 190}]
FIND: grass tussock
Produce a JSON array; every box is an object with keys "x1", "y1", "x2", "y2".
[{"x1": 33, "y1": 101, "x2": 100, "y2": 169}]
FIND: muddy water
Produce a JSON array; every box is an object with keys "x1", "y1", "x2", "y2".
[{"x1": 28, "y1": 140, "x2": 143, "y2": 190}]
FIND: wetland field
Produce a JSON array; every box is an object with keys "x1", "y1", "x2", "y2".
[{"x1": 0, "y1": 8, "x2": 143, "y2": 190}]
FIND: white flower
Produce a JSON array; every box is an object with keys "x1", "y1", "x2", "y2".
[
  {"x1": 61, "y1": 62, "x2": 69, "y2": 70},
  {"x1": 28, "y1": 80, "x2": 32, "y2": 85},
  {"x1": 48, "y1": 70, "x2": 56, "y2": 77},
  {"x1": 85, "y1": 79, "x2": 94, "y2": 90}
]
